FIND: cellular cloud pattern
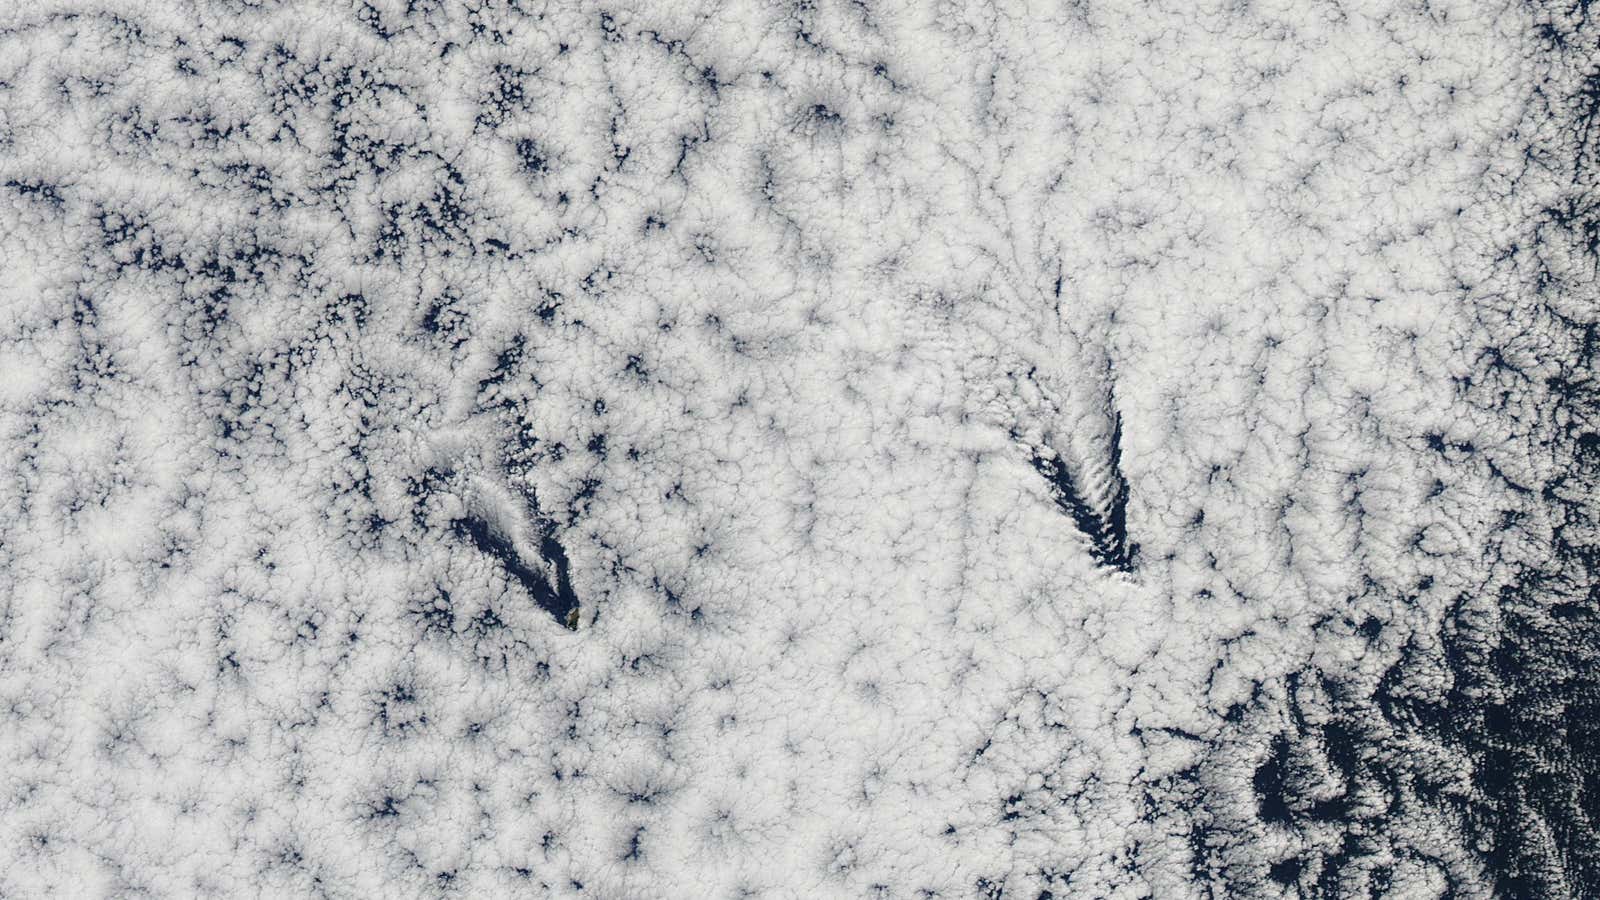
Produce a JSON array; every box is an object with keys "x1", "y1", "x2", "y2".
[{"x1": 1, "y1": 1, "x2": 1596, "y2": 897}]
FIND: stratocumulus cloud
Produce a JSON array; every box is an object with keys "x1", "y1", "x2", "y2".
[{"x1": 0, "y1": 1, "x2": 1595, "y2": 897}]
